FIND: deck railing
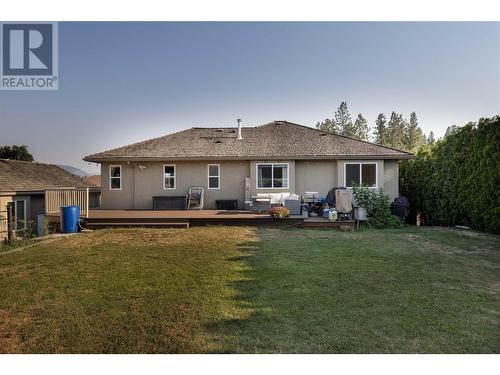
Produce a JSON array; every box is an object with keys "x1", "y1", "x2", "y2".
[{"x1": 45, "y1": 188, "x2": 90, "y2": 218}]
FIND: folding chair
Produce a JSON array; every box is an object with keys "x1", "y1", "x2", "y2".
[{"x1": 187, "y1": 186, "x2": 204, "y2": 210}]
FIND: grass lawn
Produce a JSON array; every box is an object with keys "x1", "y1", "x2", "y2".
[{"x1": 0, "y1": 226, "x2": 498, "y2": 353}]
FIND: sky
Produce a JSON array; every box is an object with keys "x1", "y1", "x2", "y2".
[{"x1": 1, "y1": 22, "x2": 499, "y2": 174}]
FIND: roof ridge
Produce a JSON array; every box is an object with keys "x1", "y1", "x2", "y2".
[
  {"x1": 192, "y1": 126, "x2": 241, "y2": 129},
  {"x1": 0, "y1": 158, "x2": 66, "y2": 167},
  {"x1": 254, "y1": 121, "x2": 276, "y2": 128},
  {"x1": 272, "y1": 120, "x2": 412, "y2": 155},
  {"x1": 0, "y1": 158, "x2": 36, "y2": 164}
]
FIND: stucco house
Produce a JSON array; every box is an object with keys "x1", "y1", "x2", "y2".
[
  {"x1": 0, "y1": 159, "x2": 100, "y2": 240},
  {"x1": 83, "y1": 121, "x2": 412, "y2": 211}
]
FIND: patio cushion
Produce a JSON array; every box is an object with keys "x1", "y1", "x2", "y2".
[
  {"x1": 269, "y1": 193, "x2": 282, "y2": 204},
  {"x1": 254, "y1": 192, "x2": 300, "y2": 205}
]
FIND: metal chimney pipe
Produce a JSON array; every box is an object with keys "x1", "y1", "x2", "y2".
[{"x1": 237, "y1": 118, "x2": 243, "y2": 140}]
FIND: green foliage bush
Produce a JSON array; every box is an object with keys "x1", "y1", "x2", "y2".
[
  {"x1": 353, "y1": 185, "x2": 402, "y2": 228},
  {"x1": 400, "y1": 116, "x2": 500, "y2": 234}
]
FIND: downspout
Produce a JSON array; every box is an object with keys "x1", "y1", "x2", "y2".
[{"x1": 131, "y1": 163, "x2": 135, "y2": 209}]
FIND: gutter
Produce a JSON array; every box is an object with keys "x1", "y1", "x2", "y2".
[{"x1": 83, "y1": 154, "x2": 414, "y2": 163}]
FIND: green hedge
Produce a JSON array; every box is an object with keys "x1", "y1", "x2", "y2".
[{"x1": 400, "y1": 116, "x2": 500, "y2": 234}]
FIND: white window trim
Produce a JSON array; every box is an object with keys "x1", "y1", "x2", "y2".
[
  {"x1": 163, "y1": 164, "x2": 176, "y2": 190},
  {"x1": 256, "y1": 163, "x2": 290, "y2": 189},
  {"x1": 109, "y1": 165, "x2": 122, "y2": 191},
  {"x1": 7, "y1": 200, "x2": 27, "y2": 231},
  {"x1": 343, "y1": 162, "x2": 378, "y2": 188},
  {"x1": 207, "y1": 164, "x2": 220, "y2": 190}
]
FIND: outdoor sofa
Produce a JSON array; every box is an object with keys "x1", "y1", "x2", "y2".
[{"x1": 250, "y1": 193, "x2": 301, "y2": 214}]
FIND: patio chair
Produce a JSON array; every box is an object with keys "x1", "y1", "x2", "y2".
[
  {"x1": 284, "y1": 198, "x2": 301, "y2": 215},
  {"x1": 188, "y1": 186, "x2": 204, "y2": 210},
  {"x1": 250, "y1": 194, "x2": 271, "y2": 213}
]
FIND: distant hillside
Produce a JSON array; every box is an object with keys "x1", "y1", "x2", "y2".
[{"x1": 58, "y1": 165, "x2": 90, "y2": 178}]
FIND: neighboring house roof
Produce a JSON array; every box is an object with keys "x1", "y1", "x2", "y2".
[
  {"x1": 84, "y1": 121, "x2": 412, "y2": 162},
  {"x1": 83, "y1": 175, "x2": 101, "y2": 187},
  {"x1": 0, "y1": 159, "x2": 98, "y2": 193}
]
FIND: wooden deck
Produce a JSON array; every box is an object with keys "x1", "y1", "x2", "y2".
[
  {"x1": 46, "y1": 209, "x2": 356, "y2": 229},
  {"x1": 46, "y1": 209, "x2": 304, "y2": 228}
]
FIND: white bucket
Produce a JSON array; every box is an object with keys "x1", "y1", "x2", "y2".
[{"x1": 328, "y1": 209, "x2": 337, "y2": 221}]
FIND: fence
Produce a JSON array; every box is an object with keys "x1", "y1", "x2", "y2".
[
  {"x1": 45, "y1": 188, "x2": 90, "y2": 218},
  {"x1": 0, "y1": 210, "x2": 7, "y2": 239}
]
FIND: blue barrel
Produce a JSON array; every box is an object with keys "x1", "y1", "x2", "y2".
[{"x1": 60, "y1": 205, "x2": 80, "y2": 233}]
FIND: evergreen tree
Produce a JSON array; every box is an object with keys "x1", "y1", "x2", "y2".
[
  {"x1": 386, "y1": 112, "x2": 405, "y2": 149},
  {"x1": 354, "y1": 113, "x2": 369, "y2": 140},
  {"x1": 373, "y1": 113, "x2": 387, "y2": 145},
  {"x1": 405, "y1": 112, "x2": 426, "y2": 151},
  {"x1": 335, "y1": 101, "x2": 356, "y2": 137},
  {"x1": 427, "y1": 131, "x2": 436, "y2": 146},
  {"x1": 445, "y1": 125, "x2": 459, "y2": 138},
  {"x1": 316, "y1": 118, "x2": 338, "y2": 134}
]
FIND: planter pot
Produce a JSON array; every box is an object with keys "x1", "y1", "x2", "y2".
[{"x1": 353, "y1": 207, "x2": 368, "y2": 221}]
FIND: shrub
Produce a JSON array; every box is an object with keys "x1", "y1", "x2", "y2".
[
  {"x1": 268, "y1": 206, "x2": 290, "y2": 219},
  {"x1": 400, "y1": 116, "x2": 500, "y2": 234},
  {"x1": 353, "y1": 185, "x2": 401, "y2": 228}
]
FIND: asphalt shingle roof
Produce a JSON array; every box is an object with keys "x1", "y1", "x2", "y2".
[
  {"x1": 84, "y1": 121, "x2": 412, "y2": 162},
  {"x1": 0, "y1": 159, "x2": 97, "y2": 193}
]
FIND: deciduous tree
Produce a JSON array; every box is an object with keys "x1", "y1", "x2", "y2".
[{"x1": 0, "y1": 145, "x2": 34, "y2": 162}]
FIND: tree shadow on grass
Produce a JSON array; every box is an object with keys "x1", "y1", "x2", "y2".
[
  {"x1": 204, "y1": 228, "x2": 331, "y2": 354},
  {"x1": 204, "y1": 227, "x2": 500, "y2": 354},
  {"x1": 204, "y1": 235, "x2": 278, "y2": 353}
]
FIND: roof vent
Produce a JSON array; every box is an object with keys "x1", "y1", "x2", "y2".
[
  {"x1": 237, "y1": 119, "x2": 243, "y2": 140},
  {"x1": 214, "y1": 140, "x2": 222, "y2": 144},
  {"x1": 215, "y1": 129, "x2": 223, "y2": 133},
  {"x1": 320, "y1": 133, "x2": 327, "y2": 137}
]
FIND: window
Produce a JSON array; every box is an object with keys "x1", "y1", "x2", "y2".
[
  {"x1": 258, "y1": 164, "x2": 272, "y2": 188},
  {"x1": 257, "y1": 163, "x2": 289, "y2": 189},
  {"x1": 163, "y1": 164, "x2": 176, "y2": 189},
  {"x1": 7, "y1": 200, "x2": 26, "y2": 231},
  {"x1": 208, "y1": 164, "x2": 220, "y2": 189},
  {"x1": 344, "y1": 163, "x2": 377, "y2": 187},
  {"x1": 15, "y1": 200, "x2": 25, "y2": 230},
  {"x1": 110, "y1": 165, "x2": 122, "y2": 190}
]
